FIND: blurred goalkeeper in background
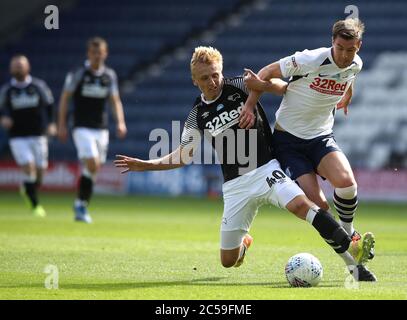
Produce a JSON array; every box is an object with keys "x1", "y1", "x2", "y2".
[
  {"x1": 0, "y1": 55, "x2": 56, "y2": 217},
  {"x1": 58, "y1": 37, "x2": 127, "y2": 223}
]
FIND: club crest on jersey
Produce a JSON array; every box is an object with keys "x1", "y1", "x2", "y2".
[
  {"x1": 202, "y1": 111, "x2": 210, "y2": 119},
  {"x1": 227, "y1": 93, "x2": 240, "y2": 101},
  {"x1": 216, "y1": 104, "x2": 225, "y2": 111}
]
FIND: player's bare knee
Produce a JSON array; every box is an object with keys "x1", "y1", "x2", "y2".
[
  {"x1": 22, "y1": 163, "x2": 35, "y2": 175},
  {"x1": 86, "y1": 159, "x2": 100, "y2": 174},
  {"x1": 335, "y1": 173, "x2": 356, "y2": 189}
]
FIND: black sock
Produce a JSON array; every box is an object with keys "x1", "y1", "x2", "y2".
[
  {"x1": 78, "y1": 175, "x2": 93, "y2": 203},
  {"x1": 312, "y1": 209, "x2": 351, "y2": 253},
  {"x1": 24, "y1": 181, "x2": 39, "y2": 208},
  {"x1": 35, "y1": 179, "x2": 42, "y2": 189}
]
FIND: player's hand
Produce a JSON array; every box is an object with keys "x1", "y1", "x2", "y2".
[
  {"x1": 47, "y1": 123, "x2": 57, "y2": 137},
  {"x1": 0, "y1": 116, "x2": 13, "y2": 130},
  {"x1": 243, "y1": 68, "x2": 265, "y2": 91},
  {"x1": 57, "y1": 125, "x2": 68, "y2": 143},
  {"x1": 117, "y1": 122, "x2": 127, "y2": 139},
  {"x1": 114, "y1": 155, "x2": 149, "y2": 173},
  {"x1": 336, "y1": 97, "x2": 351, "y2": 116},
  {"x1": 239, "y1": 106, "x2": 256, "y2": 129}
]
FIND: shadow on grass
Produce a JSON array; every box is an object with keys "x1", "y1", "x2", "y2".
[{"x1": 0, "y1": 277, "x2": 344, "y2": 291}]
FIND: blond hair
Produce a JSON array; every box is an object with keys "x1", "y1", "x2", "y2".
[
  {"x1": 332, "y1": 18, "x2": 365, "y2": 40},
  {"x1": 190, "y1": 46, "x2": 223, "y2": 75}
]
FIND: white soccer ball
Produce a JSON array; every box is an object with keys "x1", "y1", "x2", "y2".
[{"x1": 285, "y1": 253, "x2": 323, "y2": 287}]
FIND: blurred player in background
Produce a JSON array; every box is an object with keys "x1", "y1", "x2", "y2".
[
  {"x1": 239, "y1": 18, "x2": 376, "y2": 276},
  {"x1": 0, "y1": 55, "x2": 56, "y2": 217},
  {"x1": 115, "y1": 46, "x2": 375, "y2": 280},
  {"x1": 58, "y1": 37, "x2": 127, "y2": 223}
]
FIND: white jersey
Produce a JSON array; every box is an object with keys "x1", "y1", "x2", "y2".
[{"x1": 277, "y1": 47, "x2": 363, "y2": 139}]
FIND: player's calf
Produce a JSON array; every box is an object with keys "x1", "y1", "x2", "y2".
[
  {"x1": 220, "y1": 249, "x2": 240, "y2": 268},
  {"x1": 220, "y1": 231, "x2": 253, "y2": 268},
  {"x1": 285, "y1": 195, "x2": 314, "y2": 220}
]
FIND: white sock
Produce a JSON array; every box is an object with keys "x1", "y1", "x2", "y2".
[
  {"x1": 75, "y1": 199, "x2": 87, "y2": 207},
  {"x1": 340, "y1": 222, "x2": 354, "y2": 236},
  {"x1": 339, "y1": 251, "x2": 357, "y2": 270},
  {"x1": 305, "y1": 207, "x2": 318, "y2": 224}
]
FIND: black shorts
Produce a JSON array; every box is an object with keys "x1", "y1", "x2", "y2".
[{"x1": 273, "y1": 129, "x2": 342, "y2": 180}]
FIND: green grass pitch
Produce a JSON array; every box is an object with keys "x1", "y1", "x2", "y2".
[{"x1": 0, "y1": 191, "x2": 406, "y2": 300}]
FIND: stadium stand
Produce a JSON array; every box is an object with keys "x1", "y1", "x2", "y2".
[
  {"x1": 0, "y1": 0, "x2": 406, "y2": 170},
  {"x1": 335, "y1": 52, "x2": 407, "y2": 169},
  {"x1": 0, "y1": 0, "x2": 241, "y2": 159}
]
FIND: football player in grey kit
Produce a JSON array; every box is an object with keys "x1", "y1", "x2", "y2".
[
  {"x1": 0, "y1": 55, "x2": 56, "y2": 217},
  {"x1": 58, "y1": 37, "x2": 127, "y2": 223}
]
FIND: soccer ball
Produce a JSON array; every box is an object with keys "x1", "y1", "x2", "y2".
[{"x1": 285, "y1": 253, "x2": 323, "y2": 287}]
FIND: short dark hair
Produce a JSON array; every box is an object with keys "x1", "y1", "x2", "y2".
[
  {"x1": 332, "y1": 18, "x2": 365, "y2": 40},
  {"x1": 87, "y1": 37, "x2": 108, "y2": 50},
  {"x1": 11, "y1": 54, "x2": 28, "y2": 61}
]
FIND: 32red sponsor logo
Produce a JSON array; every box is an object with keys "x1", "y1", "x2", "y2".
[{"x1": 310, "y1": 78, "x2": 347, "y2": 95}]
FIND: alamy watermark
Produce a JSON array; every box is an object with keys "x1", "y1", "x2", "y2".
[
  {"x1": 344, "y1": 266, "x2": 359, "y2": 290},
  {"x1": 148, "y1": 121, "x2": 259, "y2": 175},
  {"x1": 44, "y1": 5, "x2": 59, "y2": 30},
  {"x1": 345, "y1": 5, "x2": 359, "y2": 19},
  {"x1": 44, "y1": 264, "x2": 59, "y2": 289}
]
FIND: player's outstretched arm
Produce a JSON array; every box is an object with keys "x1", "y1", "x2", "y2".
[
  {"x1": 57, "y1": 91, "x2": 71, "y2": 142},
  {"x1": 110, "y1": 94, "x2": 127, "y2": 139},
  {"x1": 239, "y1": 65, "x2": 286, "y2": 130},
  {"x1": 257, "y1": 61, "x2": 284, "y2": 81},
  {"x1": 244, "y1": 68, "x2": 287, "y2": 95},
  {"x1": 114, "y1": 146, "x2": 191, "y2": 174},
  {"x1": 0, "y1": 93, "x2": 13, "y2": 129},
  {"x1": 239, "y1": 90, "x2": 261, "y2": 130},
  {"x1": 336, "y1": 83, "x2": 353, "y2": 116},
  {"x1": 0, "y1": 116, "x2": 13, "y2": 130}
]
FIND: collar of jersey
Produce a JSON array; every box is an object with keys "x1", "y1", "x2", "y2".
[
  {"x1": 84, "y1": 60, "x2": 106, "y2": 76},
  {"x1": 11, "y1": 75, "x2": 32, "y2": 88},
  {"x1": 201, "y1": 89, "x2": 223, "y2": 105}
]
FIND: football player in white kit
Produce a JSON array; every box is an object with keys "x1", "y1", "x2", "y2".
[
  {"x1": 239, "y1": 18, "x2": 376, "y2": 280},
  {"x1": 0, "y1": 55, "x2": 56, "y2": 217},
  {"x1": 115, "y1": 46, "x2": 375, "y2": 280}
]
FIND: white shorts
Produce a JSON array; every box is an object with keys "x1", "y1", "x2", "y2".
[
  {"x1": 9, "y1": 136, "x2": 48, "y2": 169},
  {"x1": 220, "y1": 159, "x2": 304, "y2": 249},
  {"x1": 72, "y1": 127, "x2": 109, "y2": 163}
]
